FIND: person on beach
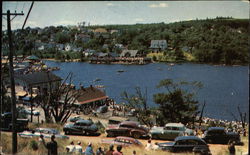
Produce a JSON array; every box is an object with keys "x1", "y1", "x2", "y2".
[
  {"x1": 75, "y1": 141, "x2": 83, "y2": 154},
  {"x1": 40, "y1": 134, "x2": 58, "y2": 155},
  {"x1": 228, "y1": 140, "x2": 236, "y2": 155},
  {"x1": 112, "y1": 145, "x2": 123, "y2": 155},
  {"x1": 145, "y1": 139, "x2": 153, "y2": 150},
  {"x1": 132, "y1": 150, "x2": 136, "y2": 155},
  {"x1": 66, "y1": 141, "x2": 76, "y2": 153},
  {"x1": 96, "y1": 147, "x2": 105, "y2": 155},
  {"x1": 105, "y1": 144, "x2": 114, "y2": 155},
  {"x1": 85, "y1": 142, "x2": 94, "y2": 155}
]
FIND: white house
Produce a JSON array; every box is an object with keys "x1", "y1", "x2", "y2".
[{"x1": 149, "y1": 40, "x2": 167, "y2": 52}]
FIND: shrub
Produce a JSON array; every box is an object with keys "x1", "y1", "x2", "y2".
[{"x1": 29, "y1": 140, "x2": 38, "y2": 151}]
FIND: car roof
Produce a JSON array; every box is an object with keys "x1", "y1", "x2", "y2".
[
  {"x1": 116, "y1": 136, "x2": 137, "y2": 142},
  {"x1": 175, "y1": 136, "x2": 204, "y2": 141},
  {"x1": 109, "y1": 117, "x2": 128, "y2": 121},
  {"x1": 76, "y1": 119, "x2": 92, "y2": 124},
  {"x1": 120, "y1": 121, "x2": 139, "y2": 126},
  {"x1": 36, "y1": 128, "x2": 58, "y2": 131},
  {"x1": 165, "y1": 123, "x2": 185, "y2": 127},
  {"x1": 208, "y1": 127, "x2": 225, "y2": 131}
]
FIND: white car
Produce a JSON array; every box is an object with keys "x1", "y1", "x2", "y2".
[{"x1": 25, "y1": 108, "x2": 40, "y2": 116}]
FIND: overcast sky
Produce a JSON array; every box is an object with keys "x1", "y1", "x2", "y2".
[{"x1": 2, "y1": 1, "x2": 249, "y2": 30}]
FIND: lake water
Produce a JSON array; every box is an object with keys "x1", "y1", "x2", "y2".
[{"x1": 44, "y1": 61, "x2": 249, "y2": 122}]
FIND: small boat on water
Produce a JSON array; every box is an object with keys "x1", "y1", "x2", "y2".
[
  {"x1": 94, "y1": 78, "x2": 101, "y2": 82},
  {"x1": 117, "y1": 69, "x2": 125, "y2": 73},
  {"x1": 169, "y1": 63, "x2": 175, "y2": 66},
  {"x1": 95, "y1": 85, "x2": 105, "y2": 88}
]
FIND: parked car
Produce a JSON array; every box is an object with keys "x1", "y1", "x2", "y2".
[
  {"x1": 106, "y1": 121, "x2": 149, "y2": 139},
  {"x1": 158, "y1": 136, "x2": 211, "y2": 155},
  {"x1": 101, "y1": 136, "x2": 143, "y2": 147},
  {"x1": 24, "y1": 108, "x2": 40, "y2": 116},
  {"x1": 1, "y1": 112, "x2": 29, "y2": 132},
  {"x1": 202, "y1": 127, "x2": 242, "y2": 145},
  {"x1": 63, "y1": 119, "x2": 98, "y2": 135},
  {"x1": 108, "y1": 117, "x2": 129, "y2": 125},
  {"x1": 69, "y1": 116, "x2": 83, "y2": 122},
  {"x1": 96, "y1": 105, "x2": 108, "y2": 113},
  {"x1": 150, "y1": 123, "x2": 194, "y2": 140},
  {"x1": 18, "y1": 128, "x2": 69, "y2": 139}
]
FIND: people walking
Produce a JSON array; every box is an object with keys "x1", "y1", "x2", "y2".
[
  {"x1": 40, "y1": 134, "x2": 58, "y2": 155},
  {"x1": 75, "y1": 141, "x2": 83, "y2": 154},
  {"x1": 112, "y1": 145, "x2": 123, "y2": 155},
  {"x1": 66, "y1": 141, "x2": 76, "y2": 153},
  {"x1": 105, "y1": 144, "x2": 114, "y2": 155},
  {"x1": 85, "y1": 142, "x2": 94, "y2": 155},
  {"x1": 228, "y1": 141, "x2": 236, "y2": 155},
  {"x1": 96, "y1": 147, "x2": 104, "y2": 155}
]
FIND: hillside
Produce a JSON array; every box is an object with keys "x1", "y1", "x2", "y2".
[{"x1": 2, "y1": 17, "x2": 249, "y2": 65}]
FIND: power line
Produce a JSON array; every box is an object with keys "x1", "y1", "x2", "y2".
[
  {"x1": 22, "y1": 1, "x2": 34, "y2": 30},
  {"x1": 22, "y1": 2, "x2": 25, "y2": 12},
  {"x1": 15, "y1": 2, "x2": 18, "y2": 11}
]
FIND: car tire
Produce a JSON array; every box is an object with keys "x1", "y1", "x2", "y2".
[
  {"x1": 207, "y1": 139, "x2": 213, "y2": 144},
  {"x1": 107, "y1": 132, "x2": 114, "y2": 137},
  {"x1": 65, "y1": 130, "x2": 70, "y2": 135},
  {"x1": 132, "y1": 132, "x2": 141, "y2": 139},
  {"x1": 82, "y1": 130, "x2": 86, "y2": 135}
]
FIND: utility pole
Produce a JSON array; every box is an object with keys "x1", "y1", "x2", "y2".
[{"x1": 2, "y1": 10, "x2": 24, "y2": 154}]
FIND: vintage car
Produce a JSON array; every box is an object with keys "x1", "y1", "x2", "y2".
[
  {"x1": 96, "y1": 105, "x2": 108, "y2": 113},
  {"x1": 63, "y1": 119, "x2": 98, "y2": 135},
  {"x1": 18, "y1": 128, "x2": 69, "y2": 139},
  {"x1": 150, "y1": 123, "x2": 194, "y2": 140},
  {"x1": 108, "y1": 117, "x2": 129, "y2": 125},
  {"x1": 24, "y1": 108, "x2": 40, "y2": 116},
  {"x1": 158, "y1": 136, "x2": 211, "y2": 155},
  {"x1": 106, "y1": 121, "x2": 149, "y2": 139},
  {"x1": 1, "y1": 112, "x2": 29, "y2": 132},
  {"x1": 101, "y1": 136, "x2": 143, "y2": 147},
  {"x1": 69, "y1": 115, "x2": 83, "y2": 122},
  {"x1": 202, "y1": 127, "x2": 242, "y2": 145}
]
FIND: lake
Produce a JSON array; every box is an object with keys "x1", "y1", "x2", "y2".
[{"x1": 44, "y1": 60, "x2": 249, "y2": 122}]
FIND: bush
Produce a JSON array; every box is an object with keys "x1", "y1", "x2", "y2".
[{"x1": 29, "y1": 140, "x2": 38, "y2": 151}]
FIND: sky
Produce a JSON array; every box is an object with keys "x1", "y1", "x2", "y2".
[{"x1": 2, "y1": 1, "x2": 249, "y2": 30}]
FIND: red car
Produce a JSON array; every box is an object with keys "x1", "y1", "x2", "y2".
[
  {"x1": 105, "y1": 121, "x2": 149, "y2": 139},
  {"x1": 101, "y1": 136, "x2": 143, "y2": 147}
]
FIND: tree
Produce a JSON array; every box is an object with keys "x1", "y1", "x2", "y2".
[
  {"x1": 153, "y1": 79, "x2": 202, "y2": 126},
  {"x1": 121, "y1": 87, "x2": 153, "y2": 127},
  {"x1": 55, "y1": 32, "x2": 70, "y2": 44},
  {"x1": 36, "y1": 72, "x2": 82, "y2": 123}
]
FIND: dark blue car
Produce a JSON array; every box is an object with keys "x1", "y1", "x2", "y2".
[
  {"x1": 202, "y1": 127, "x2": 242, "y2": 145},
  {"x1": 63, "y1": 119, "x2": 98, "y2": 135},
  {"x1": 158, "y1": 136, "x2": 211, "y2": 155}
]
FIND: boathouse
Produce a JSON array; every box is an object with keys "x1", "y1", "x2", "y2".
[{"x1": 74, "y1": 85, "x2": 108, "y2": 107}]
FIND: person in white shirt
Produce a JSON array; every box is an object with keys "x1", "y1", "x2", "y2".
[
  {"x1": 145, "y1": 140, "x2": 153, "y2": 150},
  {"x1": 75, "y1": 141, "x2": 83, "y2": 154},
  {"x1": 152, "y1": 142, "x2": 159, "y2": 150},
  {"x1": 66, "y1": 141, "x2": 76, "y2": 153}
]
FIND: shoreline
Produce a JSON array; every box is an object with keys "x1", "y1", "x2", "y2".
[{"x1": 42, "y1": 58, "x2": 248, "y2": 67}]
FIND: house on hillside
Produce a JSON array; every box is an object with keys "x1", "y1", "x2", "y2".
[
  {"x1": 110, "y1": 29, "x2": 119, "y2": 34},
  {"x1": 149, "y1": 40, "x2": 167, "y2": 52},
  {"x1": 15, "y1": 71, "x2": 62, "y2": 95},
  {"x1": 120, "y1": 50, "x2": 142, "y2": 57},
  {"x1": 65, "y1": 44, "x2": 74, "y2": 51},
  {"x1": 94, "y1": 28, "x2": 108, "y2": 33},
  {"x1": 56, "y1": 44, "x2": 64, "y2": 51},
  {"x1": 72, "y1": 47, "x2": 83, "y2": 52},
  {"x1": 83, "y1": 49, "x2": 96, "y2": 57},
  {"x1": 75, "y1": 34, "x2": 91, "y2": 43}
]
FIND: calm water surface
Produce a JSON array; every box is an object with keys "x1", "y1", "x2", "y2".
[{"x1": 44, "y1": 61, "x2": 249, "y2": 121}]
